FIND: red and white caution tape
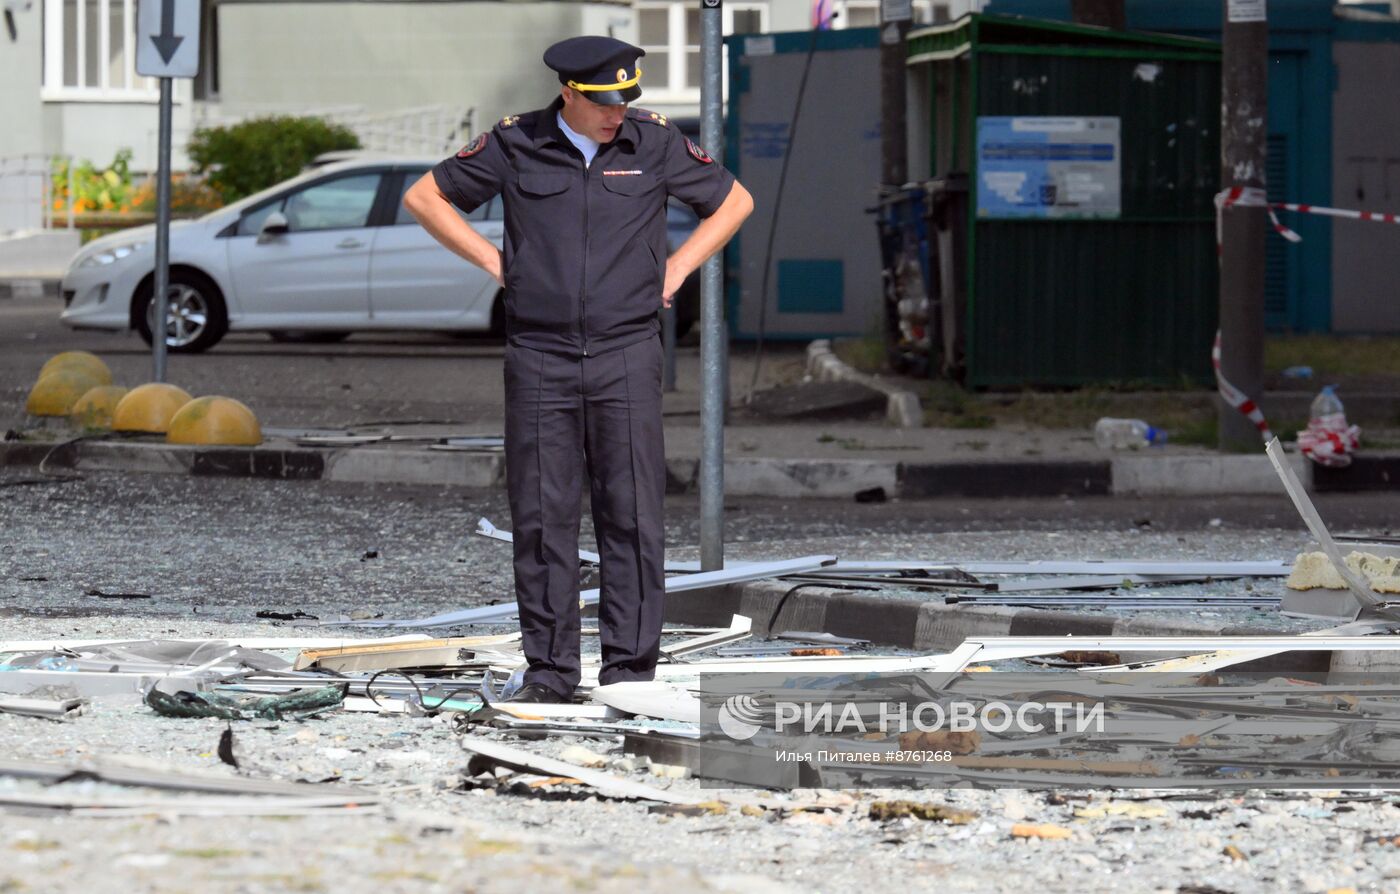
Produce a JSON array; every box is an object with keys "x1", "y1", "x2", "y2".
[
  {"x1": 1274, "y1": 202, "x2": 1400, "y2": 226},
  {"x1": 1213, "y1": 187, "x2": 1394, "y2": 449},
  {"x1": 1214, "y1": 185, "x2": 1302, "y2": 249},
  {"x1": 1213, "y1": 186, "x2": 1282, "y2": 444},
  {"x1": 1297, "y1": 413, "x2": 1361, "y2": 468},
  {"x1": 1211, "y1": 330, "x2": 1273, "y2": 443}
]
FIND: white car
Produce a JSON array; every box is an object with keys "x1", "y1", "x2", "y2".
[{"x1": 59, "y1": 157, "x2": 505, "y2": 352}]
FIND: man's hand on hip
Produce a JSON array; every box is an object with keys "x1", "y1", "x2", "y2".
[
  {"x1": 489, "y1": 247, "x2": 504, "y2": 287},
  {"x1": 662, "y1": 259, "x2": 685, "y2": 309}
]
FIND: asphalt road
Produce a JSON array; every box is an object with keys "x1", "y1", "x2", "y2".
[
  {"x1": 2, "y1": 464, "x2": 1394, "y2": 634},
  {"x1": 0, "y1": 291, "x2": 805, "y2": 429}
]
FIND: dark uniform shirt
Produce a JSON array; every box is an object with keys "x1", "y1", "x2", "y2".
[{"x1": 433, "y1": 96, "x2": 736, "y2": 357}]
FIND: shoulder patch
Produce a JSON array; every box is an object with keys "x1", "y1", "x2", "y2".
[
  {"x1": 684, "y1": 137, "x2": 714, "y2": 165},
  {"x1": 499, "y1": 115, "x2": 521, "y2": 129},
  {"x1": 456, "y1": 133, "x2": 488, "y2": 158},
  {"x1": 631, "y1": 108, "x2": 669, "y2": 128}
]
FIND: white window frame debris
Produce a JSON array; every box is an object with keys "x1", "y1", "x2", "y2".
[
  {"x1": 293, "y1": 633, "x2": 522, "y2": 672},
  {"x1": 659, "y1": 614, "x2": 752, "y2": 659}
]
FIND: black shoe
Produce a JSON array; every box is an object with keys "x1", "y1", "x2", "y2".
[{"x1": 502, "y1": 682, "x2": 570, "y2": 704}]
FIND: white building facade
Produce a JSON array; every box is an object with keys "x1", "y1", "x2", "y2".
[{"x1": 7, "y1": 0, "x2": 982, "y2": 169}]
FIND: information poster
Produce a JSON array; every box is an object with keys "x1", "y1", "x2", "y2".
[{"x1": 976, "y1": 117, "x2": 1122, "y2": 219}]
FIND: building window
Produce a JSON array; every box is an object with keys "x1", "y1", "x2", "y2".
[
  {"x1": 635, "y1": 0, "x2": 768, "y2": 102},
  {"x1": 192, "y1": 0, "x2": 219, "y2": 102},
  {"x1": 43, "y1": 0, "x2": 158, "y2": 100},
  {"x1": 828, "y1": 0, "x2": 946, "y2": 28}
]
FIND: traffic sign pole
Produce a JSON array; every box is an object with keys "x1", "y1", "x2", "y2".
[
  {"x1": 136, "y1": 0, "x2": 199, "y2": 381},
  {"x1": 152, "y1": 76, "x2": 173, "y2": 382},
  {"x1": 698, "y1": 0, "x2": 724, "y2": 571}
]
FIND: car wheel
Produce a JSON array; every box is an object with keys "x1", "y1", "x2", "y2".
[
  {"x1": 135, "y1": 270, "x2": 228, "y2": 353},
  {"x1": 268, "y1": 331, "x2": 352, "y2": 344}
]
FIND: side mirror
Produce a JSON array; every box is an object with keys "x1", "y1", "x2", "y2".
[{"x1": 257, "y1": 211, "x2": 289, "y2": 243}]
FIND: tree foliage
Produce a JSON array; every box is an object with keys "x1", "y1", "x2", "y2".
[{"x1": 187, "y1": 116, "x2": 361, "y2": 202}]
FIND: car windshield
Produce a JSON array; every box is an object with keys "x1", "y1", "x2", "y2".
[
  {"x1": 201, "y1": 160, "x2": 439, "y2": 221},
  {"x1": 202, "y1": 168, "x2": 336, "y2": 220}
]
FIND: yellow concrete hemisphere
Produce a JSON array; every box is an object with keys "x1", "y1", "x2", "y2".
[
  {"x1": 26, "y1": 368, "x2": 106, "y2": 416},
  {"x1": 69, "y1": 385, "x2": 131, "y2": 430},
  {"x1": 112, "y1": 383, "x2": 195, "y2": 434},
  {"x1": 39, "y1": 351, "x2": 112, "y2": 385},
  {"x1": 166, "y1": 396, "x2": 262, "y2": 446}
]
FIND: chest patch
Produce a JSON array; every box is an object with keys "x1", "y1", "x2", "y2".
[
  {"x1": 603, "y1": 169, "x2": 644, "y2": 176},
  {"x1": 456, "y1": 133, "x2": 488, "y2": 158},
  {"x1": 685, "y1": 137, "x2": 713, "y2": 165}
]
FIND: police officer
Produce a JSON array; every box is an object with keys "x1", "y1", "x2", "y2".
[{"x1": 405, "y1": 36, "x2": 753, "y2": 703}]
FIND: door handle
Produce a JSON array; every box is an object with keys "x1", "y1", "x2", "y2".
[{"x1": 336, "y1": 238, "x2": 364, "y2": 250}]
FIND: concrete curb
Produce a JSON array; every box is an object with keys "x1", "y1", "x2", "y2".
[
  {"x1": 806, "y1": 339, "x2": 923, "y2": 429},
  {"x1": 663, "y1": 580, "x2": 1336, "y2": 673},
  {"x1": 4, "y1": 438, "x2": 1398, "y2": 497}
]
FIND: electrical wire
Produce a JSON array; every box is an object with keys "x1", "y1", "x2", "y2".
[
  {"x1": 364, "y1": 668, "x2": 485, "y2": 715},
  {"x1": 744, "y1": 13, "x2": 833, "y2": 404}
]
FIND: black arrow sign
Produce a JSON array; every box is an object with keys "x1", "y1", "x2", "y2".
[{"x1": 149, "y1": 0, "x2": 183, "y2": 64}]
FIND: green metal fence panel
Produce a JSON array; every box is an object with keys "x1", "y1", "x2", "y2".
[
  {"x1": 971, "y1": 221, "x2": 1218, "y2": 386},
  {"x1": 965, "y1": 48, "x2": 1220, "y2": 386}
]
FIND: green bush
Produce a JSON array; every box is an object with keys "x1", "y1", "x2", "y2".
[{"x1": 187, "y1": 116, "x2": 361, "y2": 202}]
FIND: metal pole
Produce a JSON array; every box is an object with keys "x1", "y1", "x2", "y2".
[
  {"x1": 699, "y1": 0, "x2": 724, "y2": 571},
  {"x1": 1217, "y1": 1, "x2": 1268, "y2": 451},
  {"x1": 152, "y1": 76, "x2": 174, "y2": 383},
  {"x1": 878, "y1": 4, "x2": 910, "y2": 189}
]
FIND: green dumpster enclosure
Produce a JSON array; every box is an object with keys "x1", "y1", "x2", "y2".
[{"x1": 906, "y1": 14, "x2": 1223, "y2": 388}]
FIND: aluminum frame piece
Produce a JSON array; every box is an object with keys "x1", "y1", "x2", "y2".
[
  {"x1": 0, "y1": 793, "x2": 381, "y2": 817},
  {"x1": 659, "y1": 614, "x2": 752, "y2": 659},
  {"x1": 293, "y1": 633, "x2": 523, "y2": 672},
  {"x1": 0, "y1": 669, "x2": 212, "y2": 697},
  {"x1": 0, "y1": 697, "x2": 84, "y2": 719},
  {"x1": 961, "y1": 624, "x2": 1399, "y2": 674},
  {"x1": 988, "y1": 574, "x2": 1217, "y2": 592},
  {"x1": 487, "y1": 703, "x2": 624, "y2": 720},
  {"x1": 1266, "y1": 437, "x2": 1380, "y2": 617},
  {"x1": 948, "y1": 596, "x2": 1279, "y2": 609},
  {"x1": 340, "y1": 556, "x2": 838, "y2": 628},
  {"x1": 474, "y1": 517, "x2": 742, "y2": 574},
  {"x1": 459, "y1": 736, "x2": 703, "y2": 805},
  {"x1": 0, "y1": 635, "x2": 432, "y2": 654},
  {"x1": 817, "y1": 560, "x2": 1291, "y2": 576},
  {"x1": 0, "y1": 758, "x2": 378, "y2": 801}
]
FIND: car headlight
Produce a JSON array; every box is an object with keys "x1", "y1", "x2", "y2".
[{"x1": 79, "y1": 241, "x2": 149, "y2": 268}]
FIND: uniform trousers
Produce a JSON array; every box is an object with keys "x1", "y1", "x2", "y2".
[{"x1": 503, "y1": 335, "x2": 667, "y2": 697}]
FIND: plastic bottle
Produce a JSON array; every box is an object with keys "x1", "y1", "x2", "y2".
[
  {"x1": 1310, "y1": 385, "x2": 1345, "y2": 421},
  {"x1": 1093, "y1": 418, "x2": 1168, "y2": 450},
  {"x1": 35, "y1": 655, "x2": 75, "y2": 672}
]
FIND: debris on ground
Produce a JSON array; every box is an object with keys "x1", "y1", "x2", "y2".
[
  {"x1": 868, "y1": 800, "x2": 977, "y2": 824},
  {"x1": 144, "y1": 684, "x2": 348, "y2": 721},
  {"x1": 1010, "y1": 823, "x2": 1073, "y2": 840}
]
